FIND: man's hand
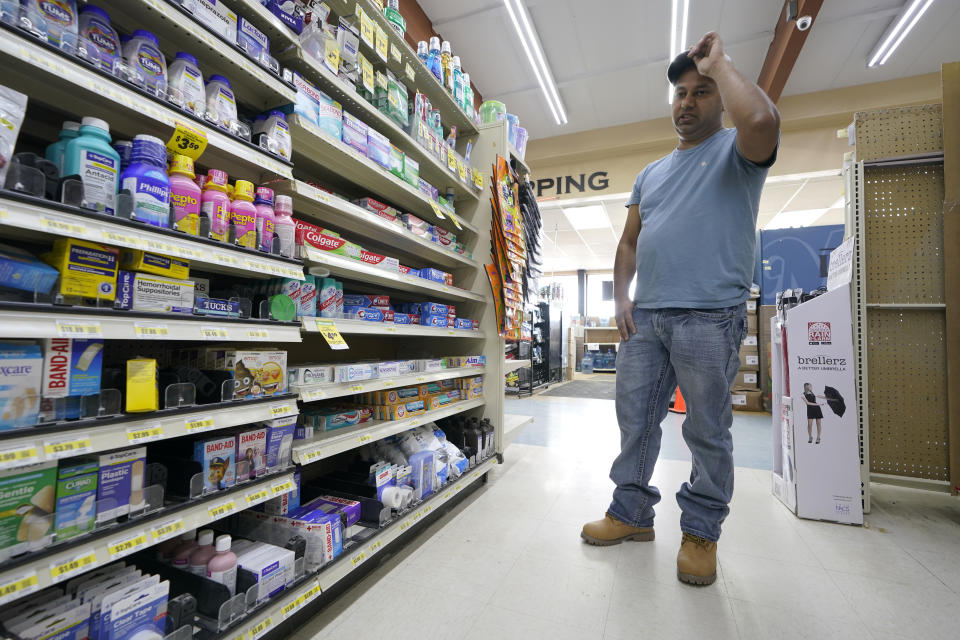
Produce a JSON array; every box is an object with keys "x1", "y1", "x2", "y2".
[
  {"x1": 615, "y1": 298, "x2": 636, "y2": 342},
  {"x1": 688, "y1": 31, "x2": 730, "y2": 78}
]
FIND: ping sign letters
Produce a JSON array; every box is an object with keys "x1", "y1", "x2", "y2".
[{"x1": 534, "y1": 171, "x2": 609, "y2": 197}]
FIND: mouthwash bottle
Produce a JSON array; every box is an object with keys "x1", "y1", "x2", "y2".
[
  {"x1": 416, "y1": 40, "x2": 429, "y2": 65},
  {"x1": 426, "y1": 37, "x2": 442, "y2": 82},
  {"x1": 63, "y1": 116, "x2": 120, "y2": 215},
  {"x1": 452, "y1": 57, "x2": 464, "y2": 108},
  {"x1": 45, "y1": 120, "x2": 80, "y2": 174},
  {"x1": 440, "y1": 40, "x2": 453, "y2": 93},
  {"x1": 462, "y1": 72, "x2": 474, "y2": 114},
  {"x1": 121, "y1": 134, "x2": 170, "y2": 227}
]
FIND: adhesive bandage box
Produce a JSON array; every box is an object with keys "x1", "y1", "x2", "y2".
[
  {"x1": 96, "y1": 448, "x2": 146, "y2": 522},
  {"x1": 41, "y1": 338, "x2": 103, "y2": 399},
  {"x1": 54, "y1": 458, "x2": 98, "y2": 541},
  {"x1": 0, "y1": 242, "x2": 59, "y2": 294},
  {"x1": 263, "y1": 418, "x2": 296, "y2": 469},
  {"x1": 0, "y1": 341, "x2": 42, "y2": 430},
  {"x1": 125, "y1": 358, "x2": 158, "y2": 413},
  {"x1": 116, "y1": 270, "x2": 195, "y2": 314},
  {"x1": 193, "y1": 435, "x2": 236, "y2": 492},
  {"x1": 223, "y1": 350, "x2": 288, "y2": 398},
  {"x1": 104, "y1": 579, "x2": 168, "y2": 640},
  {"x1": 0, "y1": 462, "x2": 56, "y2": 554},
  {"x1": 236, "y1": 426, "x2": 268, "y2": 480},
  {"x1": 118, "y1": 250, "x2": 190, "y2": 279},
  {"x1": 237, "y1": 543, "x2": 295, "y2": 602}
]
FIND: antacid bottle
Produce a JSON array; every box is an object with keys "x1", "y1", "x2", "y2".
[
  {"x1": 254, "y1": 186, "x2": 276, "y2": 253},
  {"x1": 121, "y1": 134, "x2": 170, "y2": 228},
  {"x1": 168, "y1": 155, "x2": 201, "y2": 235},
  {"x1": 230, "y1": 180, "x2": 258, "y2": 249},
  {"x1": 201, "y1": 169, "x2": 231, "y2": 242}
]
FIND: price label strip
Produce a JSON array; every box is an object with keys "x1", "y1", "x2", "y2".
[
  {"x1": 40, "y1": 216, "x2": 87, "y2": 237},
  {"x1": 473, "y1": 171, "x2": 484, "y2": 189},
  {"x1": 185, "y1": 415, "x2": 215, "y2": 433},
  {"x1": 0, "y1": 572, "x2": 38, "y2": 605},
  {"x1": 300, "y1": 448, "x2": 323, "y2": 464},
  {"x1": 249, "y1": 617, "x2": 273, "y2": 640},
  {"x1": 166, "y1": 121, "x2": 208, "y2": 161},
  {"x1": 50, "y1": 550, "x2": 97, "y2": 583},
  {"x1": 108, "y1": 532, "x2": 148, "y2": 559},
  {"x1": 270, "y1": 404, "x2": 293, "y2": 418},
  {"x1": 430, "y1": 202, "x2": 446, "y2": 220},
  {"x1": 208, "y1": 500, "x2": 236, "y2": 519},
  {"x1": 357, "y1": 433, "x2": 372, "y2": 444},
  {"x1": 201, "y1": 326, "x2": 230, "y2": 340},
  {"x1": 351, "y1": 550, "x2": 367, "y2": 567},
  {"x1": 100, "y1": 229, "x2": 141, "y2": 248},
  {"x1": 134, "y1": 323, "x2": 170, "y2": 339},
  {"x1": 245, "y1": 487, "x2": 270, "y2": 505},
  {"x1": 43, "y1": 435, "x2": 93, "y2": 459},
  {"x1": 447, "y1": 153, "x2": 458, "y2": 172},
  {"x1": 301, "y1": 388, "x2": 325, "y2": 402},
  {"x1": 0, "y1": 446, "x2": 40, "y2": 469},
  {"x1": 247, "y1": 329, "x2": 270, "y2": 340},
  {"x1": 55, "y1": 321, "x2": 102, "y2": 339},
  {"x1": 315, "y1": 319, "x2": 349, "y2": 350},
  {"x1": 151, "y1": 518, "x2": 184, "y2": 541},
  {"x1": 271, "y1": 480, "x2": 294, "y2": 496},
  {"x1": 405, "y1": 62, "x2": 415, "y2": 81}
]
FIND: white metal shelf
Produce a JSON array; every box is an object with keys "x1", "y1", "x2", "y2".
[
  {"x1": 223, "y1": 457, "x2": 496, "y2": 638},
  {"x1": 287, "y1": 115, "x2": 476, "y2": 236},
  {"x1": 0, "y1": 194, "x2": 304, "y2": 280},
  {"x1": 323, "y1": 0, "x2": 478, "y2": 137},
  {"x1": 0, "y1": 27, "x2": 292, "y2": 181},
  {"x1": 0, "y1": 471, "x2": 296, "y2": 607},
  {"x1": 301, "y1": 316, "x2": 482, "y2": 339},
  {"x1": 294, "y1": 366, "x2": 486, "y2": 403},
  {"x1": 0, "y1": 397, "x2": 298, "y2": 472},
  {"x1": 99, "y1": 0, "x2": 295, "y2": 111},
  {"x1": 293, "y1": 397, "x2": 485, "y2": 464},
  {"x1": 280, "y1": 49, "x2": 479, "y2": 203},
  {"x1": 301, "y1": 247, "x2": 485, "y2": 303},
  {"x1": 504, "y1": 413, "x2": 534, "y2": 436},
  {"x1": 504, "y1": 359, "x2": 531, "y2": 373},
  {"x1": 274, "y1": 180, "x2": 478, "y2": 270},
  {"x1": 0, "y1": 308, "x2": 303, "y2": 342}
]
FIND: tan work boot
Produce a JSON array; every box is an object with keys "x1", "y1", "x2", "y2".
[
  {"x1": 581, "y1": 514, "x2": 655, "y2": 546},
  {"x1": 677, "y1": 532, "x2": 717, "y2": 585}
]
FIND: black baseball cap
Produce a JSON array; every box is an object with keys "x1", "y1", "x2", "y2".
[{"x1": 667, "y1": 51, "x2": 698, "y2": 84}]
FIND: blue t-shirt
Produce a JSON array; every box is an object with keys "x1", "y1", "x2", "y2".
[{"x1": 627, "y1": 127, "x2": 772, "y2": 309}]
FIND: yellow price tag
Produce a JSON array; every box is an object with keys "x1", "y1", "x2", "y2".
[
  {"x1": 50, "y1": 551, "x2": 97, "y2": 582},
  {"x1": 0, "y1": 573, "x2": 38, "y2": 603},
  {"x1": 0, "y1": 446, "x2": 39, "y2": 468},
  {"x1": 368, "y1": 540, "x2": 382, "y2": 553},
  {"x1": 246, "y1": 488, "x2": 270, "y2": 505},
  {"x1": 357, "y1": 6, "x2": 374, "y2": 46},
  {"x1": 315, "y1": 319, "x2": 349, "y2": 350},
  {"x1": 447, "y1": 152, "x2": 457, "y2": 172},
  {"x1": 249, "y1": 617, "x2": 272, "y2": 639},
  {"x1": 399, "y1": 520, "x2": 410, "y2": 532},
  {"x1": 450, "y1": 216, "x2": 463, "y2": 231},
  {"x1": 40, "y1": 216, "x2": 86, "y2": 236},
  {"x1": 349, "y1": 384, "x2": 364, "y2": 393},
  {"x1": 108, "y1": 532, "x2": 147, "y2": 558},
  {"x1": 324, "y1": 37, "x2": 340, "y2": 73},
  {"x1": 301, "y1": 582, "x2": 321, "y2": 603},
  {"x1": 405, "y1": 62, "x2": 415, "y2": 81},
  {"x1": 201, "y1": 326, "x2": 230, "y2": 340},
  {"x1": 358, "y1": 434, "x2": 372, "y2": 444},
  {"x1": 281, "y1": 599, "x2": 300, "y2": 619},
  {"x1": 351, "y1": 551, "x2": 366, "y2": 566},
  {"x1": 301, "y1": 389, "x2": 325, "y2": 402},
  {"x1": 359, "y1": 53, "x2": 374, "y2": 93},
  {"x1": 301, "y1": 449, "x2": 322, "y2": 463},
  {"x1": 134, "y1": 323, "x2": 169, "y2": 338},
  {"x1": 208, "y1": 500, "x2": 236, "y2": 519},
  {"x1": 166, "y1": 121, "x2": 207, "y2": 161},
  {"x1": 382, "y1": 380, "x2": 394, "y2": 387},
  {"x1": 272, "y1": 480, "x2": 294, "y2": 495},
  {"x1": 247, "y1": 329, "x2": 270, "y2": 340},
  {"x1": 375, "y1": 24, "x2": 388, "y2": 60},
  {"x1": 151, "y1": 518, "x2": 184, "y2": 541},
  {"x1": 185, "y1": 416, "x2": 215, "y2": 432},
  {"x1": 390, "y1": 43, "x2": 402, "y2": 63},
  {"x1": 56, "y1": 321, "x2": 102, "y2": 339},
  {"x1": 43, "y1": 436, "x2": 92, "y2": 458},
  {"x1": 473, "y1": 171, "x2": 484, "y2": 189},
  {"x1": 384, "y1": 326, "x2": 398, "y2": 333},
  {"x1": 457, "y1": 160, "x2": 467, "y2": 180},
  {"x1": 430, "y1": 202, "x2": 446, "y2": 220},
  {"x1": 100, "y1": 229, "x2": 140, "y2": 247},
  {"x1": 270, "y1": 404, "x2": 293, "y2": 418}
]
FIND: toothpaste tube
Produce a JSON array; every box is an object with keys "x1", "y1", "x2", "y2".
[
  {"x1": 344, "y1": 306, "x2": 383, "y2": 321},
  {"x1": 421, "y1": 314, "x2": 448, "y2": 327},
  {"x1": 453, "y1": 318, "x2": 473, "y2": 330},
  {"x1": 418, "y1": 302, "x2": 448, "y2": 316},
  {"x1": 354, "y1": 197, "x2": 400, "y2": 223}
]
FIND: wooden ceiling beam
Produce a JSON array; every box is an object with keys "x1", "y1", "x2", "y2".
[{"x1": 757, "y1": 0, "x2": 824, "y2": 102}]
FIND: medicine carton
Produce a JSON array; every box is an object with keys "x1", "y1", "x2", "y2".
[
  {"x1": 236, "y1": 426, "x2": 268, "y2": 480},
  {"x1": 0, "y1": 242, "x2": 59, "y2": 294},
  {"x1": 0, "y1": 462, "x2": 56, "y2": 554},
  {"x1": 118, "y1": 250, "x2": 190, "y2": 279},
  {"x1": 237, "y1": 543, "x2": 295, "y2": 602},
  {"x1": 41, "y1": 338, "x2": 103, "y2": 399},
  {"x1": 300, "y1": 494, "x2": 362, "y2": 529},
  {"x1": 342, "y1": 111, "x2": 368, "y2": 155},
  {"x1": 237, "y1": 16, "x2": 269, "y2": 60},
  {"x1": 54, "y1": 458, "x2": 98, "y2": 540},
  {"x1": 317, "y1": 92, "x2": 343, "y2": 139},
  {"x1": 284, "y1": 71, "x2": 321, "y2": 124},
  {"x1": 43, "y1": 239, "x2": 119, "y2": 301},
  {"x1": 0, "y1": 341, "x2": 42, "y2": 430},
  {"x1": 116, "y1": 271, "x2": 195, "y2": 314},
  {"x1": 96, "y1": 448, "x2": 145, "y2": 522},
  {"x1": 193, "y1": 435, "x2": 236, "y2": 492},
  {"x1": 183, "y1": 0, "x2": 237, "y2": 41},
  {"x1": 366, "y1": 128, "x2": 390, "y2": 169}
]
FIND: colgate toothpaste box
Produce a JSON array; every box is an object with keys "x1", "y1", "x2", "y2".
[
  {"x1": 193, "y1": 436, "x2": 236, "y2": 492},
  {"x1": 358, "y1": 249, "x2": 399, "y2": 271},
  {"x1": 353, "y1": 197, "x2": 400, "y2": 224},
  {"x1": 303, "y1": 229, "x2": 363, "y2": 259},
  {"x1": 342, "y1": 294, "x2": 390, "y2": 308},
  {"x1": 344, "y1": 306, "x2": 384, "y2": 321}
]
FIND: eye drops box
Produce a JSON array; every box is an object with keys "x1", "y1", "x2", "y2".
[
  {"x1": 55, "y1": 458, "x2": 99, "y2": 540},
  {"x1": 96, "y1": 448, "x2": 146, "y2": 523},
  {"x1": 193, "y1": 435, "x2": 236, "y2": 492}
]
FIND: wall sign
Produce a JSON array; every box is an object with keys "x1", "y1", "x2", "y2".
[{"x1": 534, "y1": 171, "x2": 609, "y2": 197}]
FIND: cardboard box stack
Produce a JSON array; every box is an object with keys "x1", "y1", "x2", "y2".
[{"x1": 731, "y1": 296, "x2": 764, "y2": 411}]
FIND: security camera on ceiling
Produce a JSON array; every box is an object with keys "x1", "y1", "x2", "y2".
[
  {"x1": 786, "y1": 0, "x2": 812, "y2": 31},
  {"x1": 796, "y1": 15, "x2": 812, "y2": 30}
]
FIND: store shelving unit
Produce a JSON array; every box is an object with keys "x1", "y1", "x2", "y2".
[
  {"x1": 300, "y1": 316, "x2": 483, "y2": 339},
  {"x1": 294, "y1": 366, "x2": 487, "y2": 403},
  {"x1": 504, "y1": 359, "x2": 531, "y2": 374}
]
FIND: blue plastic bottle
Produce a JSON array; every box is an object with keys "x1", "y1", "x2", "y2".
[
  {"x1": 121, "y1": 134, "x2": 171, "y2": 228},
  {"x1": 426, "y1": 36, "x2": 443, "y2": 83},
  {"x1": 78, "y1": 5, "x2": 121, "y2": 73},
  {"x1": 63, "y1": 116, "x2": 121, "y2": 215},
  {"x1": 44, "y1": 120, "x2": 80, "y2": 174}
]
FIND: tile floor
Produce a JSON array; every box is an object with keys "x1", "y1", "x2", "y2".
[{"x1": 292, "y1": 389, "x2": 960, "y2": 640}]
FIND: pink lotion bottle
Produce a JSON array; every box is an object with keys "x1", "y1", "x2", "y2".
[
  {"x1": 254, "y1": 186, "x2": 276, "y2": 253},
  {"x1": 188, "y1": 529, "x2": 216, "y2": 575},
  {"x1": 273, "y1": 194, "x2": 296, "y2": 258},
  {"x1": 207, "y1": 534, "x2": 238, "y2": 595},
  {"x1": 202, "y1": 170, "x2": 231, "y2": 242},
  {"x1": 169, "y1": 530, "x2": 199, "y2": 567},
  {"x1": 231, "y1": 180, "x2": 258, "y2": 249}
]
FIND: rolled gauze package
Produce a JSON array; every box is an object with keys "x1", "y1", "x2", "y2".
[{"x1": 379, "y1": 485, "x2": 404, "y2": 509}]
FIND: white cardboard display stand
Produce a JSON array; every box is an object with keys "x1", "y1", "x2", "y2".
[{"x1": 771, "y1": 238, "x2": 863, "y2": 524}]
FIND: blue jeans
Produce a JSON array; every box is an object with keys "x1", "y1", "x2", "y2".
[{"x1": 607, "y1": 304, "x2": 747, "y2": 541}]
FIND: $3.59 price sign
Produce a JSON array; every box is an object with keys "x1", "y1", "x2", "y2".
[{"x1": 166, "y1": 122, "x2": 208, "y2": 161}]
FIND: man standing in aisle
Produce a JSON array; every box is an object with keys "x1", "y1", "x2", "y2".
[{"x1": 580, "y1": 32, "x2": 779, "y2": 586}]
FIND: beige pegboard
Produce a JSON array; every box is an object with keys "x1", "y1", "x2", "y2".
[
  {"x1": 854, "y1": 104, "x2": 943, "y2": 162},
  {"x1": 867, "y1": 309, "x2": 948, "y2": 480},
  {"x1": 863, "y1": 164, "x2": 945, "y2": 304}
]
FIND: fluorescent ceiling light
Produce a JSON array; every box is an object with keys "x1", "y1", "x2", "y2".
[
  {"x1": 562, "y1": 205, "x2": 609, "y2": 230},
  {"x1": 868, "y1": 0, "x2": 934, "y2": 67},
  {"x1": 503, "y1": 0, "x2": 567, "y2": 125},
  {"x1": 764, "y1": 208, "x2": 829, "y2": 230},
  {"x1": 668, "y1": 0, "x2": 690, "y2": 103}
]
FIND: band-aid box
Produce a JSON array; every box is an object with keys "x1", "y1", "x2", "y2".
[
  {"x1": 41, "y1": 338, "x2": 104, "y2": 399},
  {"x1": 55, "y1": 458, "x2": 98, "y2": 540},
  {"x1": 0, "y1": 462, "x2": 56, "y2": 554},
  {"x1": 96, "y1": 448, "x2": 146, "y2": 523}
]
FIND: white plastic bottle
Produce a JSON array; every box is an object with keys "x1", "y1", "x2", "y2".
[
  {"x1": 122, "y1": 29, "x2": 167, "y2": 96},
  {"x1": 188, "y1": 529, "x2": 216, "y2": 576},
  {"x1": 205, "y1": 75, "x2": 238, "y2": 130},
  {"x1": 78, "y1": 5, "x2": 121, "y2": 73},
  {"x1": 261, "y1": 110, "x2": 292, "y2": 160},
  {"x1": 207, "y1": 534, "x2": 238, "y2": 595},
  {"x1": 273, "y1": 194, "x2": 296, "y2": 258},
  {"x1": 167, "y1": 52, "x2": 205, "y2": 115}
]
